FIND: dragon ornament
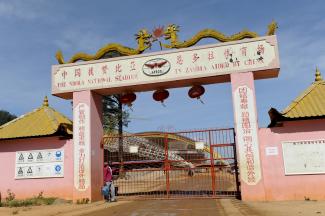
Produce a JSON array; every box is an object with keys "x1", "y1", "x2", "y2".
[
  {"x1": 161, "y1": 21, "x2": 277, "y2": 49},
  {"x1": 55, "y1": 29, "x2": 152, "y2": 64},
  {"x1": 266, "y1": 20, "x2": 278, "y2": 36},
  {"x1": 55, "y1": 21, "x2": 278, "y2": 64}
]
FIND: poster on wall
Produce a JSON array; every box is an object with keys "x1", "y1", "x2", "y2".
[
  {"x1": 282, "y1": 140, "x2": 325, "y2": 175},
  {"x1": 15, "y1": 149, "x2": 64, "y2": 179}
]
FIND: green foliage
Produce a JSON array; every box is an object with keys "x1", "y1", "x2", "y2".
[
  {"x1": 76, "y1": 198, "x2": 89, "y2": 204},
  {"x1": 102, "y1": 95, "x2": 130, "y2": 133},
  {"x1": 101, "y1": 52, "x2": 131, "y2": 134},
  {"x1": 6, "y1": 190, "x2": 15, "y2": 202},
  {"x1": 0, "y1": 110, "x2": 16, "y2": 126},
  {"x1": 1, "y1": 190, "x2": 56, "y2": 208}
]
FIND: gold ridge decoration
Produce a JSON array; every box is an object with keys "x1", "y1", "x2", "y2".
[
  {"x1": 55, "y1": 21, "x2": 278, "y2": 64},
  {"x1": 161, "y1": 24, "x2": 260, "y2": 49},
  {"x1": 55, "y1": 29, "x2": 152, "y2": 64},
  {"x1": 162, "y1": 21, "x2": 277, "y2": 49},
  {"x1": 266, "y1": 20, "x2": 278, "y2": 36}
]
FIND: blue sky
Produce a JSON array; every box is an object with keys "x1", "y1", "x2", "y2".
[{"x1": 0, "y1": 0, "x2": 324, "y2": 132}]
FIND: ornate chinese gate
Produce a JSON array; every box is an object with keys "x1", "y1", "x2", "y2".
[
  {"x1": 52, "y1": 22, "x2": 280, "y2": 201},
  {"x1": 103, "y1": 128, "x2": 240, "y2": 199}
]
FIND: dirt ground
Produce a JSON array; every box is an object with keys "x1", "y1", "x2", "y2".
[{"x1": 1, "y1": 199, "x2": 325, "y2": 216}]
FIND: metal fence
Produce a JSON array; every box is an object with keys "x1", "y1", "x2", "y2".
[{"x1": 102, "y1": 128, "x2": 240, "y2": 199}]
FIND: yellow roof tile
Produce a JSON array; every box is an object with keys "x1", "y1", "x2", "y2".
[
  {"x1": 268, "y1": 68, "x2": 325, "y2": 127},
  {"x1": 282, "y1": 79, "x2": 325, "y2": 118},
  {"x1": 0, "y1": 97, "x2": 72, "y2": 140}
]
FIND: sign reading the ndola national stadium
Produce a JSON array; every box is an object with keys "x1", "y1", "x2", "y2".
[{"x1": 52, "y1": 36, "x2": 279, "y2": 98}]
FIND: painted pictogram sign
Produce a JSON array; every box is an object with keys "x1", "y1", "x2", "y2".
[
  {"x1": 15, "y1": 149, "x2": 64, "y2": 179},
  {"x1": 27, "y1": 167, "x2": 33, "y2": 175},
  {"x1": 18, "y1": 154, "x2": 24, "y2": 161},
  {"x1": 28, "y1": 153, "x2": 33, "y2": 160},
  {"x1": 18, "y1": 167, "x2": 23, "y2": 176}
]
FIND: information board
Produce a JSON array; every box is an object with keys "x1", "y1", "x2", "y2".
[
  {"x1": 282, "y1": 140, "x2": 325, "y2": 175},
  {"x1": 15, "y1": 149, "x2": 64, "y2": 179}
]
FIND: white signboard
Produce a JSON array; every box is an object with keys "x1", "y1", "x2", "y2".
[
  {"x1": 52, "y1": 36, "x2": 279, "y2": 97},
  {"x1": 265, "y1": 147, "x2": 278, "y2": 156},
  {"x1": 129, "y1": 145, "x2": 139, "y2": 153},
  {"x1": 73, "y1": 103, "x2": 91, "y2": 191},
  {"x1": 15, "y1": 149, "x2": 64, "y2": 179},
  {"x1": 234, "y1": 85, "x2": 261, "y2": 185},
  {"x1": 282, "y1": 140, "x2": 325, "y2": 175},
  {"x1": 195, "y1": 142, "x2": 205, "y2": 150}
]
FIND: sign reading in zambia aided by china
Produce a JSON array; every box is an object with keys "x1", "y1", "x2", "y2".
[{"x1": 52, "y1": 36, "x2": 279, "y2": 98}]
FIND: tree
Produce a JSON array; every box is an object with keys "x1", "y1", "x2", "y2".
[
  {"x1": 0, "y1": 110, "x2": 17, "y2": 126},
  {"x1": 102, "y1": 95, "x2": 130, "y2": 133},
  {"x1": 100, "y1": 51, "x2": 132, "y2": 177}
]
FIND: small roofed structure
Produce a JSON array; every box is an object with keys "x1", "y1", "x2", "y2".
[
  {"x1": 0, "y1": 96, "x2": 72, "y2": 140},
  {"x1": 0, "y1": 96, "x2": 74, "y2": 200},
  {"x1": 268, "y1": 68, "x2": 325, "y2": 127}
]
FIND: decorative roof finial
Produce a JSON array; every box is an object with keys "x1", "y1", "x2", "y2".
[
  {"x1": 315, "y1": 67, "x2": 323, "y2": 82},
  {"x1": 43, "y1": 96, "x2": 49, "y2": 107}
]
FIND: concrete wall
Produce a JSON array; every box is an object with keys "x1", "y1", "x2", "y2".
[
  {"x1": 259, "y1": 119, "x2": 325, "y2": 201},
  {"x1": 0, "y1": 137, "x2": 73, "y2": 200}
]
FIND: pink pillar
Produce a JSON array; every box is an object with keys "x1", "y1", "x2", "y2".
[
  {"x1": 72, "y1": 90, "x2": 103, "y2": 202},
  {"x1": 230, "y1": 72, "x2": 266, "y2": 201}
]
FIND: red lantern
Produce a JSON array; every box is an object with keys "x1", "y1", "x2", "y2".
[
  {"x1": 153, "y1": 89, "x2": 169, "y2": 106},
  {"x1": 188, "y1": 85, "x2": 205, "y2": 103},
  {"x1": 120, "y1": 92, "x2": 136, "y2": 108}
]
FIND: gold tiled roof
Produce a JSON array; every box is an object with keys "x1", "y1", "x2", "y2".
[
  {"x1": 282, "y1": 68, "x2": 325, "y2": 118},
  {"x1": 0, "y1": 96, "x2": 72, "y2": 140},
  {"x1": 268, "y1": 68, "x2": 325, "y2": 126}
]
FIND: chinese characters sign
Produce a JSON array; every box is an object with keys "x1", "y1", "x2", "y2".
[
  {"x1": 234, "y1": 86, "x2": 261, "y2": 185},
  {"x1": 282, "y1": 140, "x2": 325, "y2": 175},
  {"x1": 73, "y1": 103, "x2": 90, "y2": 191},
  {"x1": 52, "y1": 36, "x2": 279, "y2": 98},
  {"x1": 15, "y1": 149, "x2": 64, "y2": 179}
]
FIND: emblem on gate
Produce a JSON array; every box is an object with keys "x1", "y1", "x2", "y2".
[{"x1": 142, "y1": 58, "x2": 171, "y2": 76}]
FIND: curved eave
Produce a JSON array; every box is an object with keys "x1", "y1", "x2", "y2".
[
  {"x1": 268, "y1": 107, "x2": 325, "y2": 127},
  {"x1": 0, "y1": 123, "x2": 72, "y2": 141}
]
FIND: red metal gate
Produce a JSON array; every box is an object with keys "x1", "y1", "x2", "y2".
[{"x1": 103, "y1": 128, "x2": 240, "y2": 199}]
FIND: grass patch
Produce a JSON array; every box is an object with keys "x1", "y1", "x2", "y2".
[
  {"x1": 1, "y1": 191, "x2": 57, "y2": 208},
  {"x1": 4, "y1": 197, "x2": 56, "y2": 207}
]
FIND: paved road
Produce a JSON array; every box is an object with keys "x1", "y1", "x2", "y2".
[{"x1": 81, "y1": 199, "x2": 228, "y2": 216}]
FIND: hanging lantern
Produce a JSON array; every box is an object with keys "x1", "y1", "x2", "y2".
[
  {"x1": 153, "y1": 89, "x2": 169, "y2": 106},
  {"x1": 188, "y1": 85, "x2": 205, "y2": 104},
  {"x1": 120, "y1": 92, "x2": 136, "y2": 109}
]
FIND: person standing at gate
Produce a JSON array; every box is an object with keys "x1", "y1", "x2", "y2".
[{"x1": 103, "y1": 161, "x2": 116, "y2": 202}]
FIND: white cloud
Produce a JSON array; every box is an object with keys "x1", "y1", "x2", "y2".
[
  {"x1": 54, "y1": 28, "x2": 113, "y2": 55},
  {"x1": 0, "y1": 0, "x2": 45, "y2": 20}
]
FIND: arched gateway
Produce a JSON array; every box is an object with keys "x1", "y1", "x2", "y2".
[{"x1": 51, "y1": 23, "x2": 280, "y2": 202}]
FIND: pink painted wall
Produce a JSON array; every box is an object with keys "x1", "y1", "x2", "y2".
[
  {"x1": 259, "y1": 119, "x2": 325, "y2": 201},
  {"x1": 230, "y1": 72, "x2": 266, "y2": 201},
  {"x1": 0, "y1": 137, "x2": 73, "y2": 200},
  {"x1": 72, "y1": 90, "x2": 103, "y2": 202}
]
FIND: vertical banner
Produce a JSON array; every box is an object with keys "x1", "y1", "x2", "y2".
[
  {"x1": 234, "y1": 85, "x2": 261, "y2": 185},
  {"x1": 73, "y1": 103, "x2": 90, "y2": 191}
]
